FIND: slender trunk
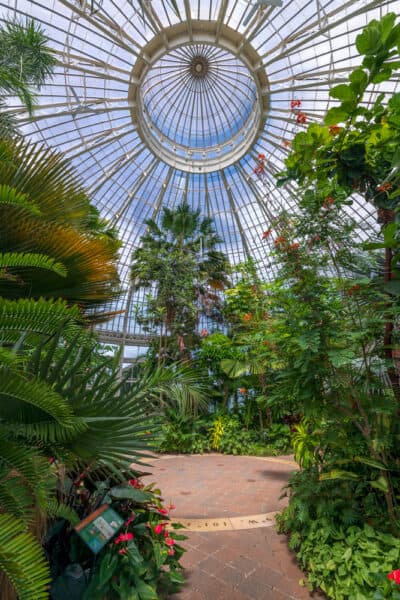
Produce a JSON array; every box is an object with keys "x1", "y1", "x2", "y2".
[{"x1": 383, "y1": 244, "x2": 400, "y2": 402}]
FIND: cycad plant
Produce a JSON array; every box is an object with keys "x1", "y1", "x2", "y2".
[
  {"x1": 0, "y1": 137, "x2": 121, "y2": 312},
  {"x1": 131, "y1": 202, "x2": 230, "y2": 362},
  {"x1": 0, "y1": 296, "x2": 207, "y2": 598}
]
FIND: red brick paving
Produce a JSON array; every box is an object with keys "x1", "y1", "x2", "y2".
[
  {"x1": 145, "y1": 455, "x2": 324, "y2": 599},
  {"x1": 146, "y1": 454, "x2": 295, "y2": 518}
]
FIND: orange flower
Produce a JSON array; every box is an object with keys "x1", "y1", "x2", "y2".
[
  {"x1": 262, "y1": 229, "x2": 272, "y2": 239},
  {"x1": 290, "y1": 242, "x2": 300, "y2": 250},
  {"x1": 243, "y1": 313, "x2": 252, "y2": 321},
  {"x1": 200, "y1": 328, "x2": 209, "y2": 337},
  {"x1": 283, "y1": 140, "x2": 291, "y2": 148},
  {"x1": 377, "y1": 182, "x2": 392, "y2": 192},
  {"x1": 329, "y1": 125, "x2": 341, "y2": 135},
  {"x1": 239, "y1": 388, "x2": 247, "y2": 394}
]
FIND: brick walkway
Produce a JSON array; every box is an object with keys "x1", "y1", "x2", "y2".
[{"x1": 145, "y1": 454, "x2": 324, "y2": 599}]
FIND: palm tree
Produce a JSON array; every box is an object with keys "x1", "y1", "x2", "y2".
[
  {"x1": 0, "y1": 18, "x2": 56, "y2": 137},
  {"x1": 131, "y1": 203, "x2": 231, "y2": 362}
]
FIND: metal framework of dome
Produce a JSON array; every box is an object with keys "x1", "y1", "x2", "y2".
[{"x1": 1, "y1": 0, "x2": 399, "y2": 356}]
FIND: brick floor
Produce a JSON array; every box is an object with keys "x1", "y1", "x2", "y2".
[{"x1": 145, "y1": 454, "x2": 325, "y2": 599}]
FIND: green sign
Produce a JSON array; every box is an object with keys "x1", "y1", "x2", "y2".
[{"x1": 75, "y1": 504, "x2": 124, "y2": 554}]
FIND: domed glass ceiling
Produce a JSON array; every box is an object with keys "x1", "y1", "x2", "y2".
[{"x1": 1, "y1": 0, "x2": 399, "y2": 348}]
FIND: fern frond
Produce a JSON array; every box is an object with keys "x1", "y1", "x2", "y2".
[{"x1": 0, "y1": 513, "x2": 51, "y2": 599}]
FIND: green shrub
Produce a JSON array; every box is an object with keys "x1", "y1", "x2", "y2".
[{"x1": 278, "y1": 517, "x2": 400, "y2": 599}]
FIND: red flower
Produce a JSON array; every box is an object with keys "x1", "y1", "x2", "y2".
[
  {"x1": 163, "y1": 529, "x2": 169, "y2": 538},
  {"x1": 165, "y1": 537, "x2": 175, "y2": 546},
  {"x1": 290, "y1": 242, "x2": 300, "y2": 250},
  {"x1": 262, "y1": 229, "x2": 272, "y2": 239},
  {"x1": 291, "y1": 99, "x2": 302, "y2": 109},
  {"x1": 329, "y1": 125, "x2": 341, "y2": 135},
  {"x1": 125, "y1": 515, "x2": 135, "y2": 526},
  {"x1": 323, "y1": 196, "x2": 335, "y2": 207},
  {"x1": 114, "y1": 532, "x2": 134, "y2": 545},
  {"x1": 254, "y1": 164, "x2": 265, "y2": 176},
  {"x1": 129, "y1": 478, "x2": 144, "y2": 489},
  {"x1": 157, "y1": 508, "x2": 169, "y2": 515},
  {"x1": 118, "y1": 548, "x2": 128, "y2": 555},
  {"x1": 296, "y1": 112, "x2": 307, "y2": 124},
  {"x1": 168, "y1": 504, "x2": 176, "y2": 510},
  {"x1": 283, "y1": 140, "x2": 291, "y2": 148},
  {"x1": 243, "y1": 313, "x2": 252, "y2": 322},
  {"x1": 274, "y1": 236, "x2": 286, "y2": 246},
  {"x1": 388, "y1": 570, "x2": 400, "y2": 584},
  {"x1": 168, "y1": 548, "x2": 175, "y2": 556},
  {"x1": 200, "y1": 328, "x2": 209, "y2": 337},
  {"x1": 257, "y1": 153, "x2": 266, "y2": 161},
  {"x1": 154, "y1": 524, "x2": 165, "y2": 535},
  {"x1": 377, "y1": 182, "x2": 392, "y2": 192}
]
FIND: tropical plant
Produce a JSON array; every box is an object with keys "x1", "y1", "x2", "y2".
[
  {"x1": 0, "y1": 18, "x2": 56, "y2": 137},
  {"x1": 0, "y1": 137, "x2": 121, "y2": 312},
  {"x1": 131, "y1": 202, "x2": 230, "y2": 362}
]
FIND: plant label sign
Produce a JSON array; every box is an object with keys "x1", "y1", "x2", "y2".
[{"x1": 75, "y1": 504, "x2": 124, "y2": 554}]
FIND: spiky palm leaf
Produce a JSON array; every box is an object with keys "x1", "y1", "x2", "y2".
[{"x1": 0, "y1": 139, "x2": 121, "y2": 308}]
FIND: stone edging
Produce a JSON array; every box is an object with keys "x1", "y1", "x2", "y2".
[{"x1": 171, "y1": 511, "x2": 278, "y2": 532}]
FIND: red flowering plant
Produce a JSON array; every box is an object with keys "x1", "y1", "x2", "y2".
[{"x1": 80, "y1": 476, "x2": 187, "y2": 599}]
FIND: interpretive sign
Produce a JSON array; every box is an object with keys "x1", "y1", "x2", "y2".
[{"x1": 74, "y1": 504, "x2": 124, "y2": 554}]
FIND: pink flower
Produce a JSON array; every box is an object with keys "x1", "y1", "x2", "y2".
[
  {"x1": 200, "y1": 329, "x2": 209, "y2": 337},
  {"x1": 154, "y1": 524, "x2": 165, "y2": 535},
  {"x1": 118, "y1": 548, "x2": 127, "y2": 555},
  {"x1": 388, "y1": 570, "x2": 400, "y2": 584},
  {"x1": 168, "y1": 504, "x2": 176, "y2": 510},
  {"x1": 165, "y1": 537, "x2": 175, "y2": 546},
  {"x1": 114, "y1": 532, "x2": 134, "y2": 544},
  {"x1": 119, "y1": 532, "x2": 134, "y2": 542},
  {"x1": 125, "y1": 515, "x2": 135, "y2": 526},
  {"x1": 168, "y1": 548, "x2": 175, "y2": 556},
  {"x1": 158, "y1": 508, "x2": 169, "y2": 515}
]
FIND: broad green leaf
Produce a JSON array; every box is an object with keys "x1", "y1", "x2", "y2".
[
  {"x1": 319, "y1": 470, "x2": 360, "y2": 481},
  {"x1": 370, "y1": 476, "x2": 389, "y2": 493},
  {"x1": 354, "y1": 456, "x2": 388, "y2": 470},
  {"x1": 356, "y1": 24, "x2": 382, "y2": 55},
  {"x1": 110, "y1": 486, "x2": 151, "y2": 503},
  {"x1": 330, "y1": 84, "x2": 357, "y2": 102},
  {"x1": 324, "y1": 106, "x2": 350, "y2": 126}
]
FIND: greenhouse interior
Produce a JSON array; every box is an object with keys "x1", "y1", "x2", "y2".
[{"x1": 2, "y1": 0, "x2": 400, "y2": 598}]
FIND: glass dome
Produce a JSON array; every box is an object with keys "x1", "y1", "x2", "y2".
[{"x1": 1, "y1": 0, "x2": 399, "y2": 349}]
